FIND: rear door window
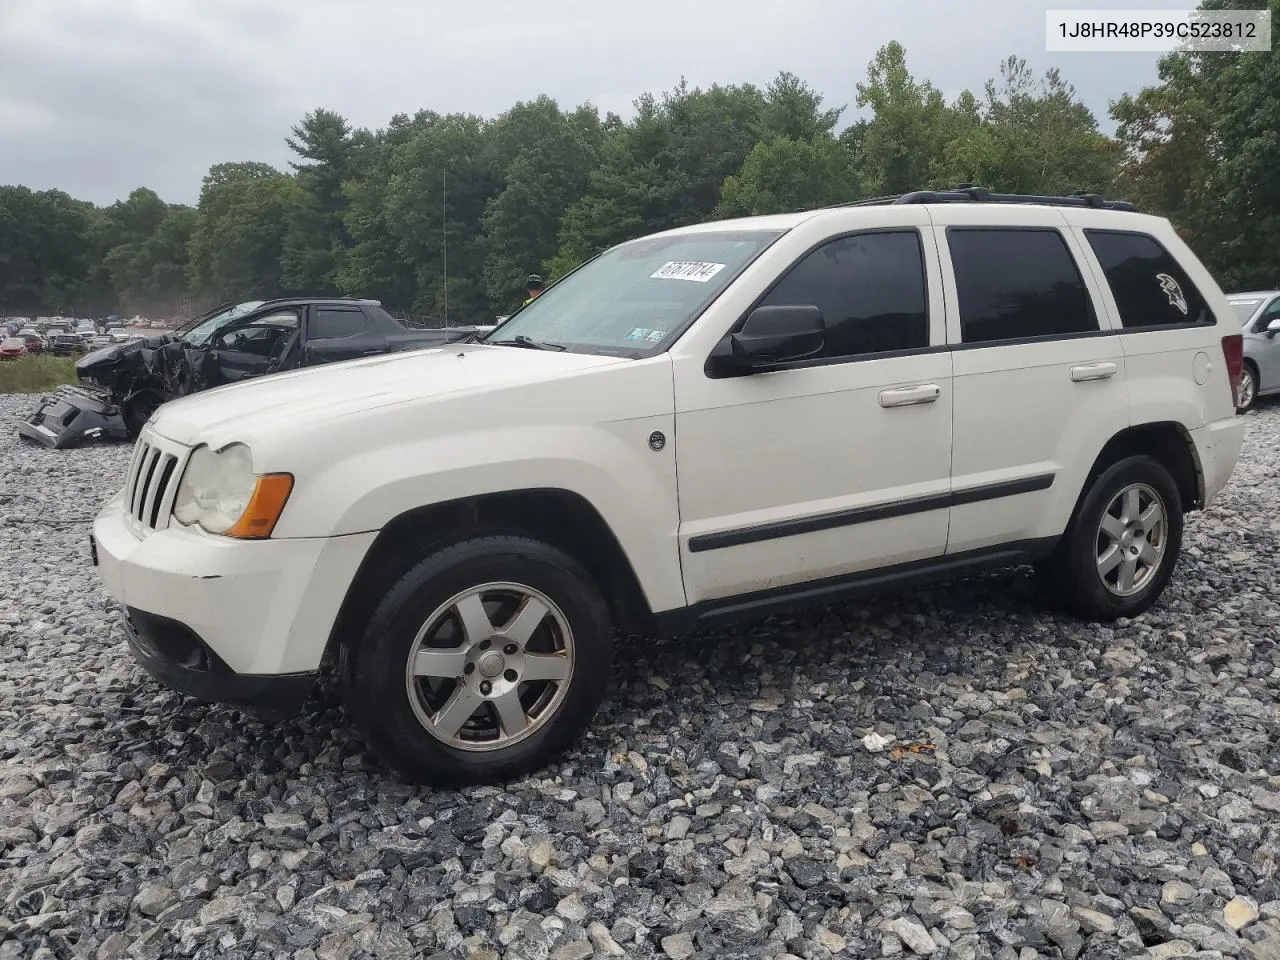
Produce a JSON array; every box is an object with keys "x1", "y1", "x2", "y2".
[
  {"x1": 947, "y1": 228, "x2": 1098, "y2": 344},
  {"x1": 311, "y1": 307, "x2": 375, "y2": 340}
]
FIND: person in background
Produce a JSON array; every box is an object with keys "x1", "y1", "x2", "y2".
[{"x1": 522, "y1": 275, "x2": 545, "y2": 307}]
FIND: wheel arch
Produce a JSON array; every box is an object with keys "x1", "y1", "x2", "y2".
[
  {"x1": 1074, "y1": 421, "x2": 1204, "y2": 524},
  {"x1": 324, "y1": 488, "x2": 656, "y2": 664}
]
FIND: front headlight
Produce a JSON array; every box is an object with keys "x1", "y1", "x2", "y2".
[{"x1": 173, "y1": 443, "x2": 293, "y2": 538}]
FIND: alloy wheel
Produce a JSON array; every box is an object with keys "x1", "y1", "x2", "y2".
[
  {"x1": 1095, "y1": 483, "x2": 1167, "y2": 597},
  {"x1": 404, "y1": 582, "x2": 574, "y2": 751}
]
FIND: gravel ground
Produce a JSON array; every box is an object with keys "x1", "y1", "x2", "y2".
[{"x1": 1, "y1": 390, "x2": 1279, "y2": 960}]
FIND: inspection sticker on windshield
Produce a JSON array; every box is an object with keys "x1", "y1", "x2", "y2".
[
  {"x1": 650, "y1": 260, "x2": 726, "y2": 283},
  {"x1": 625, "y1": 327, "x2": 667, "y2": 341}
]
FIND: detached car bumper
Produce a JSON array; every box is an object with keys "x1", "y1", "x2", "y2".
[
  {"x1": 18, "y1": 385, "x2": 128, "y2": 449},
  {"x1": 92, "y1": 492, "x2": 376, "y2": 715}
]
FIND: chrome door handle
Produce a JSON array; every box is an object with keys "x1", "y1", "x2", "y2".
[
  {"x1": 1071, "y1": 362, "x2": 1118, "y2": 382},
  {"x1": 878, "y1": 384, "x2": 941, "y2": 408}
]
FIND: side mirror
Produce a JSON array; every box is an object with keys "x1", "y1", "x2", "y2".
[
  {"x1": 1266, "y1": 318, "x2": 1280, "y2": 335},
  {"x1": 709, "y1": 305, "x2": 825, "y2": 374}
]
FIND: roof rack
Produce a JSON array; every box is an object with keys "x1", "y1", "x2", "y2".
[{"x1": 830, "y1": 185, "x2": 1137, "y2": 212}]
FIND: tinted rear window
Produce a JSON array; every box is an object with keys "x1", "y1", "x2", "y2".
[
  {"x1": 948, "y1": 228, "x2": 1097, "y2": 344},
  {"x1": 311, "y1": 308, "x2": 374, "y2": 340},
  {"x1": 1085, "y1": 230, "x2": 1214, "y2": 327}
]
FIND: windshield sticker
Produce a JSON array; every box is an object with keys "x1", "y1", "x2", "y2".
[
  {"x1": 650, "y1": 260, "x2": 726, "y2": 283},
  {"x1": 625, "y1": 327, "x2": 668, "y2": 341}
]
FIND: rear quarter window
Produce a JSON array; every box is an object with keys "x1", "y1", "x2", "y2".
[{"x1": 1084, "y1": 230, "x2": 1214, "y2": 328}]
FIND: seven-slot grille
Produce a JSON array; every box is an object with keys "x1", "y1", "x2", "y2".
[{"x1": 122, "y1": 430, "x2": 189, "y2": 534}]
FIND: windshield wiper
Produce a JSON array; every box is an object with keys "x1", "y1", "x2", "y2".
[{"x1": 487, "y1": 335, "x2": 566, "y2": 351}]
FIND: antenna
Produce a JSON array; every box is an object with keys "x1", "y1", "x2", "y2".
[{"x1": 442, "y1": 168, "x2": 448, "y2": 330}]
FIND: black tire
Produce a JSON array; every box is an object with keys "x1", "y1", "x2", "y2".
[
  {"x1": 342, "y1": 535, "x2": 613, "y2": 785},
  {"x1": 1237, "y1": 360, "x2": 1259, "y2": 414},
  {"x1": 1037, "y1": 455, "x2": 1184, "y2": 621},
  {"x1": 122, "y1": 394, "x2": 161, "y2": 438}
]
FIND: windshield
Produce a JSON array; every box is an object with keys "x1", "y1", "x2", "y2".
[
  {"x1": 484, "y1": 230, "x2": 784, "y2": 356},
  {"x1": 181, "y1": 301, "x2": 267, "y2": 346},
  {"x1": 1230, "y1": 298, "x2": 1265, "y2": 324}
]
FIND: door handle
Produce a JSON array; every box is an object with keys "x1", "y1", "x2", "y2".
[
  {"x1": 878, "y1": 384, "x2": 941, "y2": 408},
  {"x1": 1070, "y1": 362, "x2": 1118, "y2": 382}
]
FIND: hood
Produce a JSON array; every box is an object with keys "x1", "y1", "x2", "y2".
[
  {"x1": 76, "y1": 334, "x2": 171, "y2": 378},
  {"x1": 150, "y1": 344, "x2": 629, "y2": 447}
]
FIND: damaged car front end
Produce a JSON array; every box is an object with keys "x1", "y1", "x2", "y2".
[
  {"x1": 18, "y1": 301, "x2": 258, "y2": 449},
  {"x1": 19, "y1": 297, "x2": 488, "y2": 449}
]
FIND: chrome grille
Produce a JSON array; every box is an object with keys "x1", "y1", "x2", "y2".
[{"x1": 122, "y1": 429, "x2": 188, "y2": 534}]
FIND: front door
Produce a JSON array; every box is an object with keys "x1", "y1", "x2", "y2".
[
  {"x1": 303, "y1": 305, "x2": 385, "y2": 364},
  {"x1": 203, "y1": 308, "x2": 302, "y2": 386},
  {"x1": 674, "y1": 224, "x2": 954, "y2": 605}
]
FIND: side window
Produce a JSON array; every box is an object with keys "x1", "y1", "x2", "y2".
[
  {"x1": 212, "y1": 311, "x2": 299, "y2": 353},
  {"x1": 948, "y1": 228, "x2": 1097, "y2": 344},
  {"x1": 1257, "y1": 297, "x2": 1280, "y2": 331},
  {"x1": 311, "y1": 307, "x2": 374, "y2": 340},
  {"x1": 1084, "y1": 230, "x2": 1213, "y2": 328},
  {"x1": 756, "y1": 231, "x2": 929, "y2": 360}
]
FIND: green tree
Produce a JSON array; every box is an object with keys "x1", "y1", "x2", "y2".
[
  {"x1": 942, "y1": 57, "x2": 1116, "y2": 194},
  {"x1": 338, "y1": 111, "x2": 439, "y2": 313},
  {"x1": 187, "y1": 162, "x2": 301, "y2": 300},
  {"x1": 716, "y1": 137, "x2": 857, "y2": 217},
  {"x1": 853, "y1": 42, "x2": 957, "y2": 195},
  {"x1": 481, "y1": 99, "x2": 603, "y2": 308},
  {"x1": 0, "y1": 186, "x2": 93, "y2": 312},
  {"x1": 551, "y1": 79, "x2": 768, "y2": 272},
  {"x1": 379, "y1": 113, "x2": 500, "y2": 321},
  {"x1": 1113, "y1": 0, "x2": 1280, "y2": 288},
  {"x1": 281, "y1": 108, "x2": 358, "y2": 293}
]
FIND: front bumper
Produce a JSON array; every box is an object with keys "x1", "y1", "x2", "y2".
[
  {"x1": 17, "y1": 385, "x2": 128, "y2": 449},
  {"x1": 122, "y1": 606, "x2": 315, "y2": 716},
  {"x1": 92, "y1": 492, "x2": 377, "y2": 693}
]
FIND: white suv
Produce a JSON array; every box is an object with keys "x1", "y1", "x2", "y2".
[{"x1": 91, "y1": 189, "x2": 1246, "y2": 785}]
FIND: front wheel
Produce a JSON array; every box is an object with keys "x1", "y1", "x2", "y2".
[
  {"x1": 122, "y1": 394, "x2": 162, "y2": 438},
  {"x1": 343, "y1": 535, "x2": 613, "y2": 785},
  {"x1": 1237, "y1": 362, "x2": 1258, "y2": 413},
  {"x1": 1038, "y1": 455, "x2": 1184, "y2": 620}
]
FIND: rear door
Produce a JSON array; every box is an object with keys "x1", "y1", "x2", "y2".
[
  {"x1": 303, "y1": 305, "x2": 387, "y2": 364},
  {"x1": 931, "y1": 206, "x2": 1128, "y2": 555}
]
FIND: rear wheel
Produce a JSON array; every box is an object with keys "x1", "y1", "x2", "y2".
[
  {"x1": 342, "y1": 535, "x2": 613, "y2": 785},
  {"x1": 1037, "y1": 455, "x2": 1184, "y2": 620}
]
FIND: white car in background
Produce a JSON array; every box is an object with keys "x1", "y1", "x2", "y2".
[{"x1": 1226, "y1": 291, "x2": 1280, "y2": 412}]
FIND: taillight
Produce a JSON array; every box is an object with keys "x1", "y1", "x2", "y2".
[{"x1": 1222, "y1": 333, "x2": 1243, "y2": 407}]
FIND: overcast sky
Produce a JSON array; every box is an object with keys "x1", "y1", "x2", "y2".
[{"x1": 0, "y1": 0, "x2": 1162, "y2": 207}]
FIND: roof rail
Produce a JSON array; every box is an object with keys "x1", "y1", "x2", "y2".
[{"x1": 826, "y1": 185, "x2": 1137, "y2": 212}]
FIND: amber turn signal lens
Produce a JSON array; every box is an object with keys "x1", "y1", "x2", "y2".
[{"x1": 224, "y1": 473, "x2": 294, "y2": 539}]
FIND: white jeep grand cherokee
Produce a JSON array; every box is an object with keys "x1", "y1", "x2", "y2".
[{"x1": 92, "y1": 189, "x2": 1246, "y2": 785}]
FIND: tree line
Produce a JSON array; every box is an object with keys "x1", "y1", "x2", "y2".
[{"x1": 2, "y1": 22, "x2": 1277, "y2": 325}]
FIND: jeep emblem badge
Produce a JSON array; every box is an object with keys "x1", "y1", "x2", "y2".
[{"x1": 648, "y1": 431, "x2": 666, "y2": 451}]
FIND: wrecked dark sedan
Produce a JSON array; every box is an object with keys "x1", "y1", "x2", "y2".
[{"x1": 18, "y1": 297, "x2": 490, "y2": 449}]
